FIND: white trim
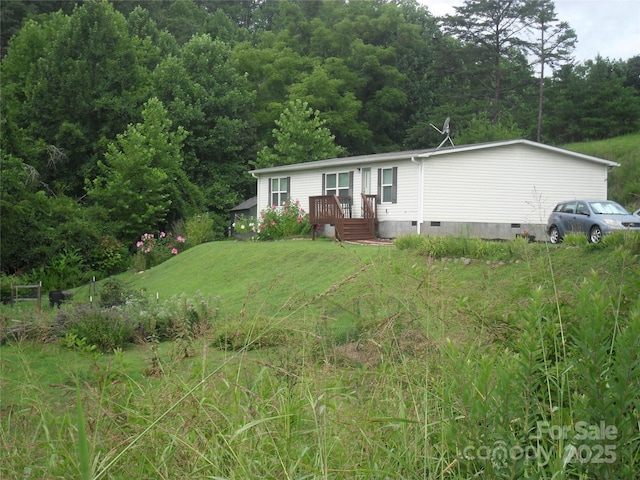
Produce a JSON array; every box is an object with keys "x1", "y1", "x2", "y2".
[{"x1": 250, "y1": 139, "x2": 619, "y2": 176}]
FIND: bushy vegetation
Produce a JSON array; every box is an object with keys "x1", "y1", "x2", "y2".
[
  {"x1": 1, "y1": 236, "x2": 638, "y2": 478},
  {"x1": 233, "y1": 200, "x2": 312, "y2": 240},
  {"x1": 2, "y1": 0, "x2": 639, "y2": 289}
]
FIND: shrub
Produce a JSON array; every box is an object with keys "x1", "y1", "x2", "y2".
[
  {"x1": 232, "y1": 214, "x2": 259, "y2": 235},
  {"x1": 99, "y1": 277, "x2": 133, "y2": 308},
  {"x1": 62, "y1": 306, "x2": 136, "y2": 353},
  {"x1": 256, "y1": 200, "x2": 311, "y2": 240},
  {"x1": 394, "y1": 234, "x2": 426, "y2": 251},
  {"x1": 88, "y1": 236, "x2": 128, "y2": 276},
  {"x1": 176, "y1": 213, "x2": 215, "y2": 248},
  {"x1": 562, "y1": 232, "x2": 588, "y2": 246},
  {"x1": 134, "y1": 231, "x2": 187, "y2": 269}
]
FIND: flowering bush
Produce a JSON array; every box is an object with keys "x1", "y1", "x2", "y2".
[
  {"x1": 134, "y1": 231, "x2": 186, "y2": 269},
  {"x1": 255, "y1": 200, "x2": 311, "y2": 240},
  {"x1": 232, "y1": 215, "x2": 258, "y2": 235}
]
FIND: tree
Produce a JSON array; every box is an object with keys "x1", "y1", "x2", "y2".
[
  {"x1": 253, "y1": 99, "x2": 345, "y2": 169},
  {"x1": 1, "y1": 0, "x2": 150, "y2": 197},
  {"x1": 526, "y1": 0, "x2": 576, "y2": 142},
  {"x1": 86, "y1": 98, "x2": 201, "y2": 241},
  {"x1": 153, "y1": 34, "x2": 256, "y2": 216},
  {"x1": 442, "y1": 0, "x2": 532, "y2": 124},
  {"x1": 287, "y1": 59, "x2": 370, "y2": 153},
  {"x1": 544, "y1": 58, "x2": 640, "y2": 143}
]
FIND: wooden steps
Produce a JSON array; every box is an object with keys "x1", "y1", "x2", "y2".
[{"x1": 340, "y1": 218, "x2": 375, "y2": 241}]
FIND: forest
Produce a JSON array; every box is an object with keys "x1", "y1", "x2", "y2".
[{"x1": 1, "y1": 0, "x2": 639, "y2": 287}]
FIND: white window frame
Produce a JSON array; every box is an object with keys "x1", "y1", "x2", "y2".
[
  {"x1": 325, "y1": 172, "x2": 351, "y2": 197},
  {"x1": 270, "y1": 177, "x2": 289, "y2": 206}
]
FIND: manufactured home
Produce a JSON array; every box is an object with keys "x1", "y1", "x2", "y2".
[{"x1": 250, "y1": 139, "x2": 619, "y2": 241}]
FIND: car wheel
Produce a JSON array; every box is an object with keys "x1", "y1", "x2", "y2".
[
  {"x1": 549, "y1": 226, "x2": 561, "y2": 244},
  {"x1": 589, "y1": 225, "x2": 603, "y2": 243}
]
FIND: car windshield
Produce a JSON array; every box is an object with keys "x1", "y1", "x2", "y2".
[{"x1": 589, "y1": 201, "x2": 629, "y2": 215}]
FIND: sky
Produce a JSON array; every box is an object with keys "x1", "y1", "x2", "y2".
[{"x1": 421, "y1": 0, "x2": 640, "y2": 63}]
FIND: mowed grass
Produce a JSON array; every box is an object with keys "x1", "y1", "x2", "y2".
[
  {"x1": 75, "y1": 239, "x2": 398, "y2": 315},
  {"x1": 2, "y1": 237, "x2": 639, "y2": 479}
]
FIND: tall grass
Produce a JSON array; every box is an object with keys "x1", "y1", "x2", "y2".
[{"x1": 1, "y1": 236, "x2": 638, "y2": 478}]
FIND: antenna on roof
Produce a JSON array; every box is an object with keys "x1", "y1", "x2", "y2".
[{"x1": 429, "y1": 117, "x2": 454, "y2": 149}]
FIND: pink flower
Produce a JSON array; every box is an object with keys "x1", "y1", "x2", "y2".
[
  {"x1": 171, "y1": 248, "x2": 178, "y2": 255},
  {"x1": 295, "y1": 199, "x2": 300, "y2": 205},
  {"x1": 136, "y1": 241, "x2": 143, "y2": 248},
  {"x1": 177, "y1": 235, "x2": 185, "y2": 243},
  {"x1": 160, "y1": 232, "x2": 166, "y2": 238},
  {"x1": 270, "y1": 220, "x2": 275, "y2": 226},
  {"x1": 296, "y1": 216, "x2": 302, "y2": 223}
]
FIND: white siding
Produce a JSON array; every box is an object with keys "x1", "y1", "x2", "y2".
[
  {"x1": 256, "y1": 160, "x2": 423, "y2": 222},
  {"x1": 373, "y1": 161, "x2": 421, "y2": 222},
  {"x1": 422, "y1": 144, "x2": 609, "y2": 224}
]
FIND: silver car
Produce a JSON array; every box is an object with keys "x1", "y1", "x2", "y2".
[{"x1": 547, "y1": 200, "x2": 640, "y2": 243}]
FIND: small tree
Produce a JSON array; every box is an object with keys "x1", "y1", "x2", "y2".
[
  {"x1": 87, "y1": 98, "x2": 198, "y2": 241},
  {"x1": 252, "y1": 99, "x2": 345, "y2": 169}
]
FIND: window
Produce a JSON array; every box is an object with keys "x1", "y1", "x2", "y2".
[
  {"x1": 324, "y1": 172, "x2": 351, "y2": 197},
  {"x1": 377, "y1": 167, "x2": 397, "y2": 204},
  {"x1": 270, "y1": 177, "x2": 289, "y2": 206}
]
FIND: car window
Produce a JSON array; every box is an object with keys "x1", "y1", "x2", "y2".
[
  {"x1": 562, "y1": 202, "x2": 576, "y2": 214},
  {"x1": 589, "y1": 201, "x2": 628, "y2": 215},
  {"x1": 576, "y1": 202, "x2": 588, "y2": 215}
]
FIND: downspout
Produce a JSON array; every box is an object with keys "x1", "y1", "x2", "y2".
[
  {"x1": 251, "y1": 170, "x2": 259, "y2": 224},
  {"x1": 410, "y1": 157, "x2": 424, "y2": 235}
]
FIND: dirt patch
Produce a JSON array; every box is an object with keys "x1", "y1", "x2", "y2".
[{"x1": 335, "y1": 326, "x2": 436, "y2": 367}]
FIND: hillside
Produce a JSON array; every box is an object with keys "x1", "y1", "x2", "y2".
[{"x1": 2, "y1": 237, "x2": 639, "y2": 479}]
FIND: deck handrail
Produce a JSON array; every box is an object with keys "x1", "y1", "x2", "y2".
[
  {"x1": 361, "y1": 193, "x2": 377, "y2": 238},
  {"x1": 309, "y1": 194, "x2": 378, "y2": 240},
  {"x1": 309, "y1": 195, "x2": 346, "y2": 240}
]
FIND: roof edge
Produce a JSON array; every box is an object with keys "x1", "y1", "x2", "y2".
[{"x1": 250, "y1": 139, "x2": 619, "y2": 175}]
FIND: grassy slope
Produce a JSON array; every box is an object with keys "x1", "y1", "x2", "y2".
[
  {"x1": 3, "y1": 238, "x2": 639, "y2": 478},
  {"x1": 76, "y1": 239, "x2": 400, "y2": 315}
]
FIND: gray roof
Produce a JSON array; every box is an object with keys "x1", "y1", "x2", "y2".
[
  {"x1": 230, "y1": 196, "x2": 257, "y2": 211},
  {"x1": 249, "y1": 139, "x2": 619, "y2": 175}
]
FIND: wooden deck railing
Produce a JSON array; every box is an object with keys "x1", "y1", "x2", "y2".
[
  {"x1": 361, "y1": 194, "x2": 377, "y2": 238},
  {"x1": 309, "y1": 195, "x2": 346, "y2": 240},
  {"x1": 309, "y1": 194, "x2": 377, "y2": 240}
]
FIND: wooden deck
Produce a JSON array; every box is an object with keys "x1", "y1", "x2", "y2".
[{"x1": 309, "y1": 194, "x2": 377, "y2": 241}]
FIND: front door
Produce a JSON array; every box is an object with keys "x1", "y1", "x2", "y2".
[{"x1": 361, "y1": 168, "x2": 371, "y2": 195}]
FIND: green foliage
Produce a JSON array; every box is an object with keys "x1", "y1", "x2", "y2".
[
  {"x1": 255, "y1": 200, "x2": 312, "y2": 240},
  {"x1": 177, "y1": 213, "x2": 215, "y2": 248},
  {"x1": 232, "y1": 214, "x2": 259, "y2": 235},
  {"x1": 546, "y1": 59, "x2": 640, "y2": 144},
  {"x1": 456, "y1": 112, "x2": 524, "y2": 144},
  {"x1": 88, "y1": 236, "x2": 129, "y2": 277},
  {"x1": 87, "y1": 97, "x2": 200, "y2": 241},
  {"x1": 99, "y1": 278, "x2": 132, "y2": 308},
  {"x1": 562, "y1": 232, "x2": 589, "y2": 246},
  {"x1": 1, "y1": 0, "x2": 639, "y2": 292},
  {"x1": 63, "y1": 306, "x2": 136, "y2": 353},
  {"x1": 395, "y1": 234, "x2": 515, "y2": 260},
  {"x1": 253, "y1": 99, "x2": 345, "y2": 169},
  {"x1": 41, "y1": 248, "x2": 86, "y2": 291},
  {"x1": 134, "y1": 231, "x2": 187, "y2": 270},
  {"x1": 2, "y1": 239, "x2": 639, "y2": 478}
]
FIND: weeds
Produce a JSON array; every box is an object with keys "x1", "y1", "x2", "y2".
[{"x1": 1, "y1": 237, "x2": 638, "y2": 479}]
